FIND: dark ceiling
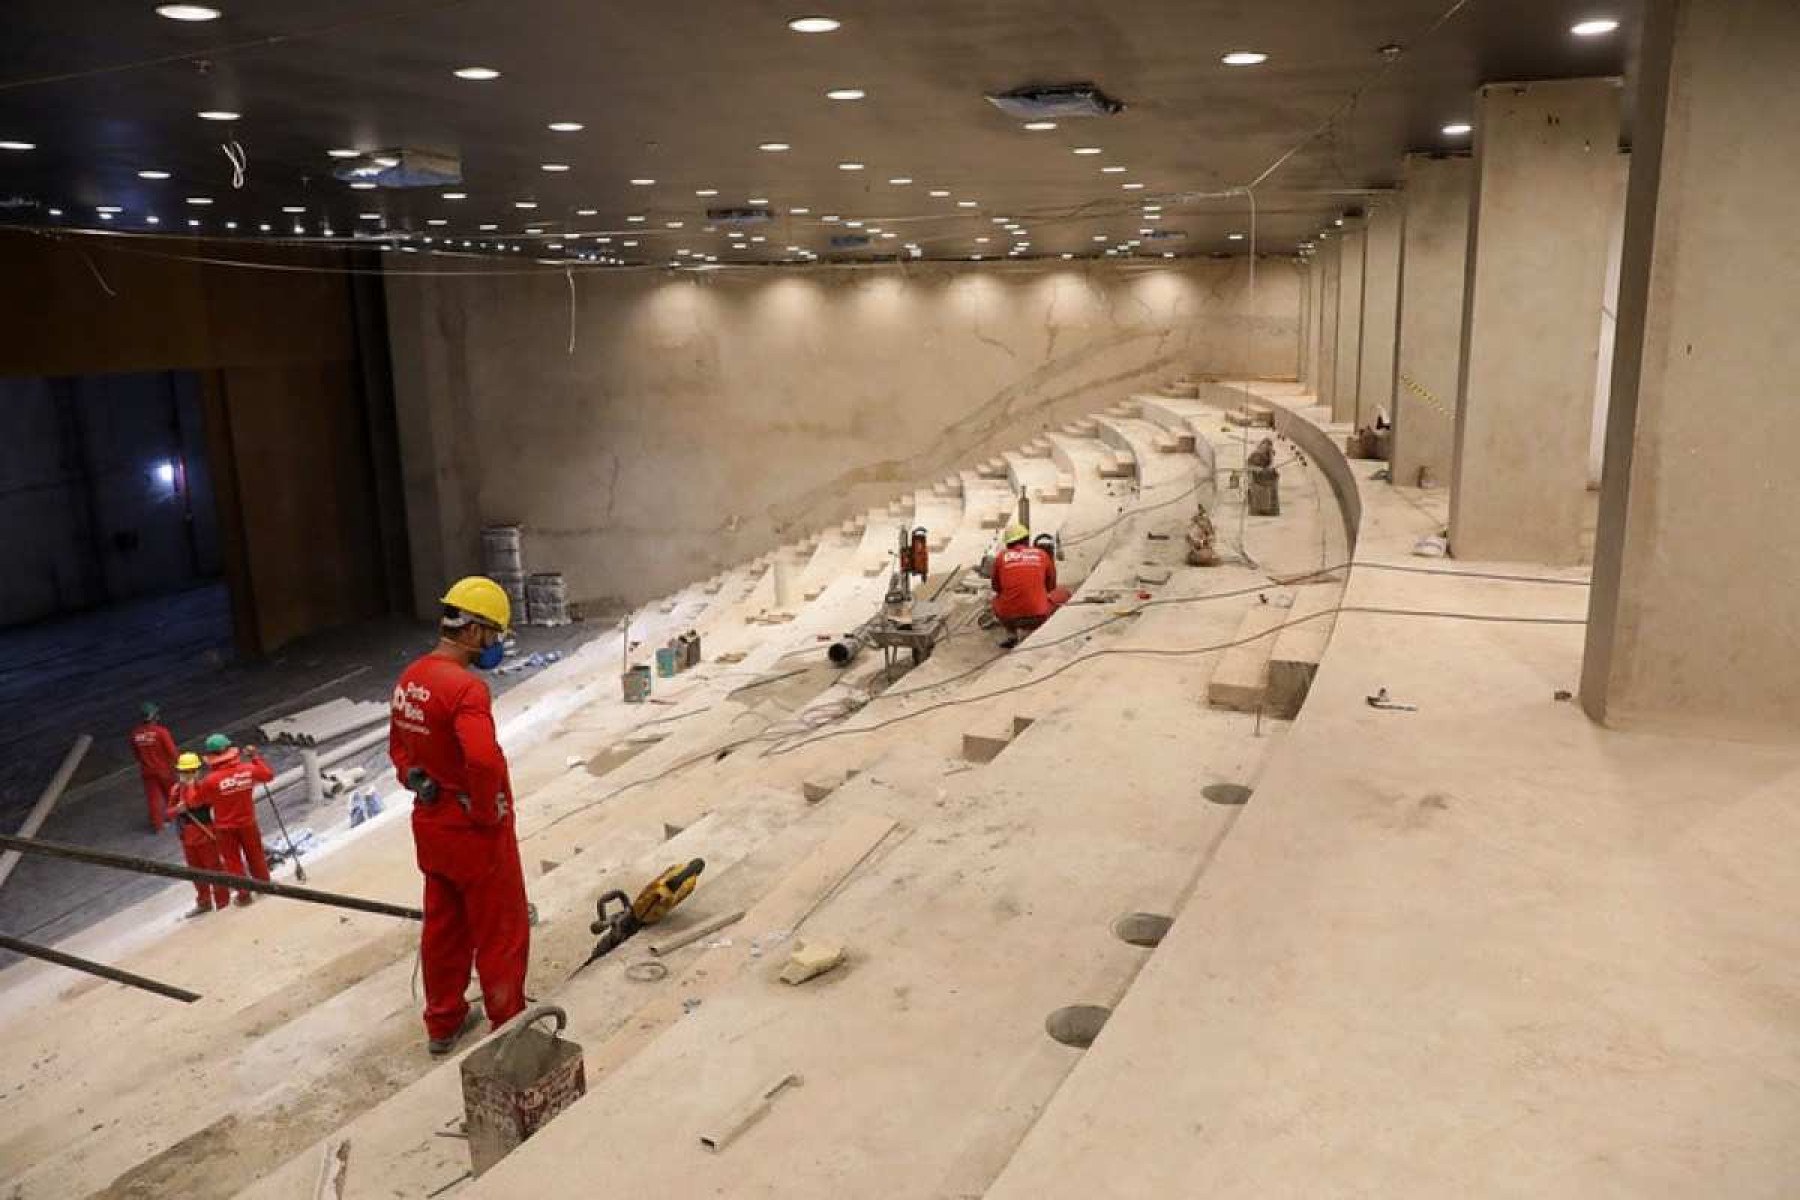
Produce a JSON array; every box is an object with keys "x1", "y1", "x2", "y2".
[{"x1": 0, "y1": 0, "x2": 1639, "y2": 266}]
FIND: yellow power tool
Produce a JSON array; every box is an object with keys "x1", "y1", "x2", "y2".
[{"x1": 574, "y1": 859, "x2": 705, "y2": 975}]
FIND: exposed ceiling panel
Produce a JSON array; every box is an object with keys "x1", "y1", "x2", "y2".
[{"x1": 0, "y1": 0, "x2": 1639, "y2": 266}]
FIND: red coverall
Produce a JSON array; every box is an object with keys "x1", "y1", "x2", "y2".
[
  {"x1": 197, "y1": 752, "x2": 275, "y2": 902},
  {"x1": 990, "y1": 545, "x2": 1072, "y2": 631},
  {"x1": 129, "y1": 721, "x2": 177, "y2": 832},
  {"x1": 167, "y1": 780, "x2": 230, "y2": 910},
  {"x1": 389, "y1": 653, "x2": 529, "y2": 1040}
]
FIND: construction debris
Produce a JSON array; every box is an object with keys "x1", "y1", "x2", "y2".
[
  {"x1": 779, "y1": 938, "x2": 847, "y2": 985},
  {"x1": 700, "y1": 1074, "x2": 803, "y2": 1153}
]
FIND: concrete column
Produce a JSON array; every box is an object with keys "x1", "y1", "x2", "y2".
[
  {"x1": 1587, "y1": 153, "x2": 1630, "y2": 487},
  {"x1": 1391, "y1": 154, "x2": 1473, "y2": 490},
  {"x1": 1582, "y1": 0, "x2": 1800, "y2": 740},
  {"x1": 1448, "y1": 78, "x2": 1621, "y2": 563},
  {"x1": 1356, "y1": 202, "x2": 1403, "y2": 428},
  {"x1": 1298, "y1": 260, "x2": 1317, "y2": 390},
  {"x1": 1315, "y1": 238, "x2": 1340, "y2": 411},
  {"x1": 1331, "y1": 225, "x2": 1365, "y2": 424}
]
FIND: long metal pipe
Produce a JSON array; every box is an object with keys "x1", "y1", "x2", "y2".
[
  {"x1": 0, "y1": 734, "x2": 94, "y2": 892},
  {"x1": 0, "y1": 932, "x2": 200, "y2": 1004},
  {"x1": 0, "y1": 833, "x2": 422, "y2": 921}
]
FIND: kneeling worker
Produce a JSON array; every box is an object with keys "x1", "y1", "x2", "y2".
[
  {"x1": 390, "y1": 575, "x2": 529, "y2": 1056},
  {"x1": 990, "y1": 524, "x2": 1071, "y2": 649},
  {"x1": 196, "y1": 733, "x2": 275, "y2": 905},
  {"x1": 169, "y1": 751, "x2": 231, "y2": 917}
]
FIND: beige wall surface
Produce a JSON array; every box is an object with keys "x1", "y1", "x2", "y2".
[{"x1": 388, "y1": 257, "x2": 1301, "y2": 612}]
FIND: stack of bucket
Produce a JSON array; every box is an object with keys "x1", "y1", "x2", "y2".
[{"x1": 481, "y1": 526, "x2": 529, "y2": 624}]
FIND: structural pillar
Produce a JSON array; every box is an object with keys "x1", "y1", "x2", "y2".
[
  {"x1": 1330, "y1": 223, "x2": 1365, "y2": 425},
  {"x1": 1390, "y1": 154, "x2": 1473, "y2": 490},
  {"x1": 1448, "y1": 78, "x2": 1620, "y2": 563},
  {"x1": 1356, "y1": 201, "x2": 1403, "y2": 429},
  {"x1": 1298, "y1": 257, "x2": 1318, "y2": 390},
  {"x1": 1582, "y1": 0, "x2": 1800, "y2": 740},
  {"x1": 1315, "y1": 237, "x2": 1340, "y2": 412}
]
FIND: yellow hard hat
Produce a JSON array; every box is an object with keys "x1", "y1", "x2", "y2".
[
  {"x1": 176, "y1": 751, "x2": 203, "y2": 772},
  {"x1": 1004, "y1": 522, "x2": 1030, "y2": 545},
  {"x1": 441, "y1": 575, "x2": 512, "y2": 631}
]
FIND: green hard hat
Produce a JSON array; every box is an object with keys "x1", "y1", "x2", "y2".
[
  {"x1": 203, "y1": 733, "x2": 232, "y2": 754},
  {"x1": 141, "y1": 701, "x2": 160, "y2": 720}
]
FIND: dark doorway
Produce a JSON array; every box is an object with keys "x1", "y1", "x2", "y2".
[{"x1": 0, "y1": 369, "x2": 223, "y2": 627}]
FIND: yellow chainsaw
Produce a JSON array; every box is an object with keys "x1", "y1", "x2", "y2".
[{"x1": 574, "y1": 858, "x2": 705, "y2": 975}]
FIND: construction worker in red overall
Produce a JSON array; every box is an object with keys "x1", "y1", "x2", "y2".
[
  {"x1": 196, "y1": 733, "x2": 275, "y2": 906},
  {"x1": 129, "y1": 702, "x2": 177, "y2": 833},
  {"x1": 390, "y1": 575, "x2": 529, "y2": 1056},
  {"x1": 168, "y1": 751, "x2": 231, "y2": 917},
  {"x1": 990, "y1": 524, "x2": 1071, "y2": 648}
]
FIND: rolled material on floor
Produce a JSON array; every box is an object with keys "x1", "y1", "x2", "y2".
[
  {"x1": 0, "y1": 832, "x2": 422, "y2": 920},
  {"x1": 0, "y1": 733, "x2": 93, "y2": 892},
  {"x1": 0, "y1": 931, "x2": 200, "y2": 1003}
]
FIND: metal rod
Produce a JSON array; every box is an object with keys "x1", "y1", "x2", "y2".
[
  {"x1": 0, "y1": 733, "x2": 94, "y2": 892},
  {"x1": 0, "y1": 932, "x2": 200, "y2": 1004},
  {"x1": 0, "y1": 833, "x2": 422, "y2": 921}
]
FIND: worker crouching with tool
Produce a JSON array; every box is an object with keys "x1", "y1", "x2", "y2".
[
  {"x1": 168, "y1": 751, "x2": 231, "y2": 917},
  {"x1": 195, "y1": 733, "x2": 275, "y2": 906},
  {"x1": 390, "y1": 576, "x2": 530, "y2": 1057},
  {"x1": 990, "y1": 524, "x2": 1071, "y2": 650}
]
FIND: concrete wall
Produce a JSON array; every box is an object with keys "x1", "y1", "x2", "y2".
[
  {"x1": 387, "y1": 257, "x2": 1302, "y2": 612},
  {"x1": 0, "y1": 371, "x2": 221, "y2": 628},
  {"x1": 0, "y1": 231, "x2": 408, "y2": 654}
]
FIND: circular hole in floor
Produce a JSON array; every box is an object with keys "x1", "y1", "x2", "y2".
[
  {"x1": 1045, "y1": 1004, "x2": 1112, "y2": 1048},
  {"x1": 1112, "y1": 912, "x2": 1174, "y2": 948},
  {"x1": 1202, "y1": 782, "x2": 1252, "y2": 806}
]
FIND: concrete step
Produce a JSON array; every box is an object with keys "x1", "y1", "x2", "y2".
[
  {"x1": 962, "y1": 715, "x2": 1038, "y2": 764},
  {"x1": 1265, "y1": 587, "x2": 1338, "y2": 719},
  {"x1": 1206, "y1": 596, "x2": 1291, "y2": 712}
]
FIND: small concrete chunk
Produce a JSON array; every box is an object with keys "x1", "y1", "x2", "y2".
[
  {"x1": 801, "y1": 771, "x2": 847, "y2": 804},
  {"x1": 779, "y1": 939, "x2": 846, "y2": 985},
  {"x1": 1136, "y1": 566, "x2": 1173, "y2": 586}
]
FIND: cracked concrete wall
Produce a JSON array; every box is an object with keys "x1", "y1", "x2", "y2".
[{"x1": 387, "y1": 258, "x2": 1301, "y2": 614}]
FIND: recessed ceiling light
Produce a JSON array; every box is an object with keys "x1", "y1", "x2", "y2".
[
  {"x1": 1093, "y1": 235, "x2": 1107, "y2": 242},
  {"x1": 888, "y1": 177, "x2": 912, "y2": 185},
  {"x1": 428, "y1": 218, "x2": 448, "y2": 226},
  {"x1": 257, "y1": 223, "x2": 271, "y2": 232},
  {"x1": 695, "y1": 188, "x2": 718, "y2": 196},
  {"x1": 627, "y1": 214, "x2": 646, "y2": 222},
  {"x1": 1163, "y1": 251, "x2": 1175, "y2": 258},
  {"x1": 623, "y1": 240, "x2": 638, "y2": 247},
  {"x1": 1228, "y1": 232, "x2": 1245, "y2": 241},
  {"x1": 630, "y1": 178, "x2": 655, "y2": 186},
  {"x1": 1142, "y1": 204, "x2": 1161, "y2": 211},
  {"x1": 444, "y1": 192, "x2": 467, "y2": 200},
  {"x1": 928, "y1": 189, "x2": 950, "y2": 197},
  {"x1": 1442, "y1": 122, "x2": 1473, "y2": 136},
  {"x1": 358, "y1": 213, "x2": 381, "y2": 220},
  {"x1": 666, "y1": 220, "x2": 684, "y2": 228},
  {"x1": 197, "y1": 110, "x2": 240, "y2": 121},
  {"x1": 95, "y1": 205, "x2": 122, "y2": 214},
  {"x1": 845, "y1": 220, "x2": 863, "y2": 228},
  {"x1": 837, "y1": 162, "x2": 864, "y2": 171},
  {"x1": 99, "y1": 212, "x2": 115, "y2": 220},
  {"x1": 1221, "y1": 51, "x2": 1269, "y2": 66},
  {"x1": 1072, "y1": 147, "x2": 1102, "y2": 156},
  {"x1": 788, "y1": 16, "x2": 840, "y2": 33},
  {"x1": 146, "y1": 215, "x2": 161, "y2": 225},
  {"x1": 991, "y1": 217, "x2": 1008, "y2": 224},
  {"x1": 748, "y1": 197, "x2": 770, "y2": 205},
  {"x1": 525, "y1": 227, "x2": 544, "y2": 234},
  {"x1": 188, "y1": 218, "x2": 200, "y2": 227},
  {"x1": 822, "y1": 214, "x2": 840, "y2": 222},
  {"x1": 541, "y1": 163, "x2": 570, "y2": 172},
  {"x1": 156, "y1": 4, "x2": 222, "y2": 20},
  {"x1": 976, "y1": 236, "x2": 989, "y2": 243},
  {"x1": 327, "y1": 148, "x2": 359, "y2": 159},
  {"x1": 759, "y1": 142, "x2": 791, "y2": 152},
  {"x1": 1023, "y1": 121, "x2": 1057, "y2": 131},
  {"x1": 1140, "y1": 227, "x2": 1154, "y2": 235},
  {"x1": 454, "y1": 66, "x2": 500, "y2": 80},
  {"x1": 1121, "y1": 182, "x2": 1145, "y2": 190},
  {"x1": 576, "y1": 207, "x2": 597, "y2": 216},
  {"x1": 137, "y1": 169, "x2": 171, "y2": 180},
  {"x1": 1145, "y1": 213, "x2": 1163, "y2": 220},
  {"x1": 0, "y1": 140, "x2": 35, "y2": 151},
  {"x1": 281, "y1": 205, "x2": 305, "y2": 213},
  {"x1": 515, "y1": 200, "x2": 538, "y2": 209},
  {"x1": 350, "y1": 181, "x2": 376, "y2": 190},
  {"x1": 1101, "y1": 165, "x2": 1127, "y2": 174},
  {"x1": 956, "y1": 200, "x2": 978, "y2": 208},
  {"x1": 1571, "y1": 17, "x2": 1620, "y2": 36},
  {"x1": 826, "y1": 88, "x2": 865, "y2": 100},
  {"x1": 1061, "y1": 252, "x2": 1073, "y2": 259},
  {"x1": 790, "y1": 207, "x2": 811, "y2": 214},
  {"x1": 548, "y1": 121, "x2": 585, "y2": 132},
  {"x1": 479, "y1": 223, "x2": 498, "y2": 231}
]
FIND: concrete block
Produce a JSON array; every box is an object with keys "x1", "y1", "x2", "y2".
[
  {"x1": 1137, "y1": 566, "x2": 1172, "y2": 586},
  {"x1": 779, "y1": 939, "x2": 846, "y2": 985},
  {"x1": 1207, "y1": 598, "x2": 1292, "y2": 712},
  {"x1": 1265, "y1": 587, "x2": 1338, "y2": 719},
  {"x1": 1097, "y1": 451, "x2": 1138, "y2": 479}
]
